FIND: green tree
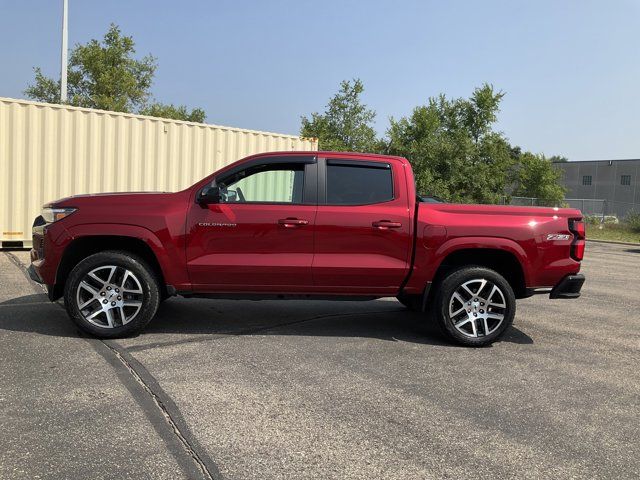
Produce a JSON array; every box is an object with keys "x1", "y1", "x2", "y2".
[
  {"x1": 25, "y1": 24, "x2": 205, "y2": 121},
  {"x1": 300, "y1": 79, "x2": 378, "y2": 152},
  {"x1": 301, "y1": 80, "x2": 567, "y2": 205},
  {"x1": 139, "y1": 103, "x2": 206, "y2": 123},
  {"x1": 24, "y1": 69, "x2": 60, "y2": 105},
  {"x1": 511, "y1": 152, "x2": 566, "y2": 204},
  {"x1": 386, "y1": 84, "x2": 515, "y2": 204}
]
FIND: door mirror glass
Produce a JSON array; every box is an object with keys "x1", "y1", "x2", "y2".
[{"x1": 224, "y1": 189, "x2": 238, "y2": 202}]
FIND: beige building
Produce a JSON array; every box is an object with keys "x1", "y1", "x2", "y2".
[{"x1": 0, "y1": 97, "x2": 317, "y2": 247}]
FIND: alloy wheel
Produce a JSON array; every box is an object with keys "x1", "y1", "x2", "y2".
[
  {"x1": 75, "y1": 265, "x2": 144, "y2": 328},
  {"x1": 448, "y1": 278, "x2": 507, "y2": 338}
]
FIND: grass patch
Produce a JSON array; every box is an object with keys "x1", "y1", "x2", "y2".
[{"x1": 586, "y1": 223, "x2": 640, "y2": 244}]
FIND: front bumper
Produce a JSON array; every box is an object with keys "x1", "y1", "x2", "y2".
[
  {"x1": 550, "y1": 274, "x2": 585, "y2": 299},
  {"x1": 29, "y1": 261, "x2": 59, "y2": 301},
  {"x1": 27, "y1": 263, "x2": 44, "y2": 284}
]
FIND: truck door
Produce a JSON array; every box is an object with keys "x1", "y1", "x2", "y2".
[
  {"x1": 185, "y1": 155, "x2": 318, "y2": 292},
  {"x1": 312, "y1": 158, "x2": 413, "y2": 293}
]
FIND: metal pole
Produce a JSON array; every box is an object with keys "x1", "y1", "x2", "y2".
[{"x1": 60, "y1": 0, "x2": 68, "y2": 102}]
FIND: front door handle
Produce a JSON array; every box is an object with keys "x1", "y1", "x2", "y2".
[
  {"x1": 278, "y1": 218, "x2": 309, "y2": 228},
  {"x1": 372, "y1": 220, "x2": 402, "y2": 230}
]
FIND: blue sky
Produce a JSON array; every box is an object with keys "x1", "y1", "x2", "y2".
[{"x1": 1, "y1": 0, "x2": 638, "y2": 160}]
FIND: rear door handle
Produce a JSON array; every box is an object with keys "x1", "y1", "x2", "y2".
[
  {"x1": 278, "y1": 218, "x2": 309, "y2": 228},
  {"x1": 372, "y1": 220, "x2": 402, "y2": 230}
]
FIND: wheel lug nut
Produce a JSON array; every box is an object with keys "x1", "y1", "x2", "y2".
[
  {"x1": 117, "y1": 296, "x2": 122, "y2": 301},
  {"x1": 111, "y1": 301, "x2": 116, "y2": 306},
  {"x1": 103, "y1": 299, "x2": 108, "y2": 304},
  {"x1": 467, "y1": 302, "x2": 471, "y2": 306},
  {"x1": 115, "y1": 288, "x2": 119, "y2": 293},
  {"x1": 467, "y1": 309, "x2": 471, "y2": 313},
  {"x1": 100, "y1": 292, "x2": 106, "y2": 296},
  {"x1": 473, "y1": 313, "x2": 477, "y2": 316},
  {"x1": 480, "y1": 302, "x2": 484, "y2": 306},
  {"x1": 474, "y1": 298, "x2": 478, "y2": 302},
  {"x1": 480, "y1": 309, "x2": 484, "y2": 314},
  {"x1": 107, "y1": 286, "x2": 111, "y2": 291}
]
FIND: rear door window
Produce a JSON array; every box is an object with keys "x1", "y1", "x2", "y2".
[{"x1": 325, "y1": 160, "x2": 393, "y2": 205}]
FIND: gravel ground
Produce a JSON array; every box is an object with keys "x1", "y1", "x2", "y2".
[{"x1": 1, "y1": 242, "x2": 638, "y2": 479}]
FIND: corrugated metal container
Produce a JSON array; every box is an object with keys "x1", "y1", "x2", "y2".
[{"x1": 0, "y1": 97, "x2": 317, "y2": 247}]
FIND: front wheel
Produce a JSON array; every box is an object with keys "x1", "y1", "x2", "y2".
[
  {"x1": 431, "y1": 266, "x2": 515, "y2": 347},
  {"x1": 64, "y1": 251, "x2": 160, "y2": 338}
]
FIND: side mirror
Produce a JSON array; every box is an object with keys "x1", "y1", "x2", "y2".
[{"x1": 198, "y1": 186, "x2": 221, "y2": 205}]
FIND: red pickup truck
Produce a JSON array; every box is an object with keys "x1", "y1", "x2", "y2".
[{"x1": 29, "y1": 151, "x2": 585, "y2": 346}]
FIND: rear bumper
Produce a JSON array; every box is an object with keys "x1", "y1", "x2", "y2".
[{"x1": 550, "y1": 274, "x2": 585, "y2": 299}]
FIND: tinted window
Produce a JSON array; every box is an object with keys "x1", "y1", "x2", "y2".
[
  {"x1": 621, "y1": 175, "x2": 631, "y2": 186},
  {"x1": 218, "y1": 163, "x2": 305, "y2": 203},
  {"x1": 326, "y1": 161, "x2": 393, "y2": 205},
  {"x1": 582, "y1": 175, "x2": 592, "y2": 186}
]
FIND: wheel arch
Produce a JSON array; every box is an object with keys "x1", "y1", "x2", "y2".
[
  {"x1": 432, "y1": 247, "x2": 528, "y2": 299},
  {"x1": 52, "y1": 235, "x2": 168, "y2": 301}
]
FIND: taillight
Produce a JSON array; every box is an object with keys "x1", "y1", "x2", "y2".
[
  {"x1": 569, "y1": 218, "x2": 585, "y2": 261},
  {"x1": 570, "y1": 219, "x2": 585, "y2": 239},
  {"x1": 572, "y1": 241, "x2": 585, "y2": 261}
]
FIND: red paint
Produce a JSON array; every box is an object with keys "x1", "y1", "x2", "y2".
[
  {"x1": 312, "y1": 156, "x2": 413, "y2": 294},
  {"x1": 30, "y1": 151, "x2": 584, "y2": 301},
  {"x1": 186, "y1": 203, "x2": 317, "y2": 291}
]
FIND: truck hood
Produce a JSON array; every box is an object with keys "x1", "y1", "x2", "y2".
[
  {"x1": 43, "y1": 190, "x2": 191, "y2": 231},
  {"x1": 47, "y1": 191, "x2": 172, "y2": 207}
]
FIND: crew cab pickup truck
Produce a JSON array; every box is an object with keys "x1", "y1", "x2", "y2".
[{"x1": 29, "y1": 152, "x2": 585, "y2": 346}]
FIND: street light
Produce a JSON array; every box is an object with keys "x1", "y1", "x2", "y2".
[{"x1": 60, "y1": 0, "x2": 68, "y2": 102}]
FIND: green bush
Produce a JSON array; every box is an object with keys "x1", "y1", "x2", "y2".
[
  {"x1": 624, "y1": 210, "x2": 640, "y2": 232},
  {"x1": 586, "y1": 215, "x2": 619, "y2": 225}
]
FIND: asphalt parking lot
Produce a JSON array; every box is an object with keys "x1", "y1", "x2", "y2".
[{"x1": 1, "y1": 242, "x2": 639, "y2": 480}]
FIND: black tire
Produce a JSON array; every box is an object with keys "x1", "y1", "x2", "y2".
[
  {"x1": 431, "y1": 266, "x2": 515, "y2": 347},
  {"x1": 396, "y1": 293, "x2": 422, "y2": 311},
  {"x1": 64, "y1": 251, "x2": 160, "y2": 338}
]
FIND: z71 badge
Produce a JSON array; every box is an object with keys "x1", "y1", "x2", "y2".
[{"x1": 547, "y1": 233, "x2": 571, "y2": 241}]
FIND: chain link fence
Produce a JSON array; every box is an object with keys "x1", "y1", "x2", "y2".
[
  {"x1": 602, "y1": 200, "x2": 640, "y2": 219},
  {"x1": 503, "y1": 197, "x2": 640, "y2": 219},
  {"x1": 503, "y1": 197, "x2": 609, "y2": 218}
]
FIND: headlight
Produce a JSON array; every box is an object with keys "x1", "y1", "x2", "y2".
[{"x1": 41, "y1": 207, "x2": 76, "y2": 223}]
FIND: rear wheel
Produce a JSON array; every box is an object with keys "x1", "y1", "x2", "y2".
[
  {"x1": 431, "y1": 266, "x2": 515, "y2": 347},
  {"x1": 64, "y1": 251, "x2": 160, "y2": 338}
]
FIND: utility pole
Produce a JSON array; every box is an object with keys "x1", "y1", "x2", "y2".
[{"x1": 60, "y1": 0, "x2": 68, "y2": 102}]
